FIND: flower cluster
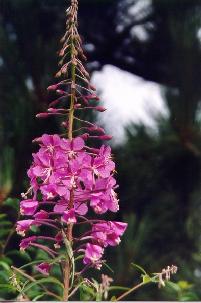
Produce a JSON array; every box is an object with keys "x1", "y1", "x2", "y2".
[
  {"x1": 16, "y1": 0, "x2": 127, "y2": 287},
  {"x1": 17, "y1": 134, "x2": 127, "y2": 272}
]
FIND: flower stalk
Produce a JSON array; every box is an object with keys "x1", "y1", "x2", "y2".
[{"x1": 17, "y1": 0, "x2": 127, "y2": 301}]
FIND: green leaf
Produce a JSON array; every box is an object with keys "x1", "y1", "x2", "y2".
[
  {"x1": 0, "y1": 214, "x2": 7, "y2": 220},
  {"x1": 166, "y1": 281, "x2": 181, "y2": 292},
  {"x1": 0, "y1": 261, "x2": 11, "y2": 272},
  {"x1": 0, "y1": 229, "x2": 10, "y2": 238},
  {"x1": 178, "y1": 280, "x2": 192, "y2": 290},
  {"x1": 180, "y1": 293, "x2": 200, "y2": 301},
  {"x1": 142, "y1": 274, "x2": 151, "y2": 283},
  {"x1": 3, "y1": 198, "x2": 19, "y2": 211},
  {"x1": 131, "y1": 263, "x2": 147, "y2": 275},
  {"x1": 0, "y1": 221, "x2": 13, "y2": 227},
  {"x1": 109, "y1": 286, "x2": 130, "y2": 291},
  {"x1": 22, "y1": 276, "x2": 64, "y2": 293},
  {"x1": 32, "y1": 293, "x2": 46, "y2": 301},
  {"x1": 0, "y1": 284, "x2": 16, "y2": 292},
  {"x1": 6, "y1": 250, "x2": 32, "y2": 262},
  {"x1": 111, "y1": 295, "x2": 117, "y2": 301},
  {"x1": 79, "y1": 284, "x2": 95, "y2": 301}
]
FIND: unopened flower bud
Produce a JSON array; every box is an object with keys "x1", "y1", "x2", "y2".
[
  {"x1": 80, "y1": 133, "x2": 89, "y2": 140},
  {"x1": 99, "y1": 135, "x2": 113, "y2": 140},
  {"x1": 86, "y1": 94, "x2": 99, "y2": 101},
  {"x1": 56, "y1": 89, "x2": 66, "y2": 95},
  {"x1": 47, "y1": 84, "x2": 58, "y2": 91},
  {"x1": 55, "y1": 71, "x2": 61, "y2": 78},
  {"x1": 74, "y1": 103, "x2": 81, "y2": 109},
  {"x1": 36, "y1": 113, "x2": 49, "y2": 118},
  {"x1": 95, "y1": 106, "x2": 107, "y2": 112},
  {"x1": 87, "y1": 127, "x2": 105, "y2": 134},
  {"x1": 48, "y1": 108, "x2": 58, "y2": 113}
]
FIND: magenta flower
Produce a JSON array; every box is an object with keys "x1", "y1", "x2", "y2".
[
  {"x1": 20, "y1": 199, "x2": 38, "y2": 216},
  {"x1": 35, "y1": 262, "x2": 51, "y2": 276},
  {"x1": 20, "y1": 236, "x2": 37, "y2": 250},
  {"x1": 16, "y1": 220, "x2": 34, "y2": 236},
  {"x1": 34, "y1": 210, "x2": 49, "y2": 220},
  {"x1": 83, "y1": 243, "x2": 104, "y2": 266},
  {"x1": 92, "y1": 221, "x2": 127, "y2": 247},
  {"x1": 17, "y1": 0, "x2": 127, "y2": 280},
  {"x1": 62, "y1": 209, "x2": 77, "y2": 224}
]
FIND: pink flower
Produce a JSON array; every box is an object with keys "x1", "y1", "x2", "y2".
[
  {"x1": 35, "y1": 262, "x2": 51, "y2": 275},
  {"x1": 92, "y1": 221, "x2": 127, "y2": 247},
  {"x1": 90, "y1": 177, "x2": 119, "y2": 214},
  {"x1": 54, "y1": 200, "x2": 88, "y2": 216},
  {"x1": 83, "y1": 243, "x2": 104, "y2": 266},
  {"x1": 54, "y1": 232, "x2": 63, "y2": 249},
  {"x1": 20, "y1": 236, "x2": 37, "y2": 250},
  {"x1": 62, "y1": 209, "x2": 77, "y2": 224},
  {"x1": 20, "y1": 199, "x2": 38, "y2": 215},
  {"x1": 18, "y1": 134, "x2": 124, "y2": 268},
  {"x1": 16, "y1": 220, "x2": 34, "y2": 236},
  {"x1": 60, "y1": 137, "x2": 85, "y2": 154},
  {"x1": 34, "y1": 210, "x2": 49, "y2": 220}
]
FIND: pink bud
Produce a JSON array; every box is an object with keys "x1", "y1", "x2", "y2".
[
  {"x1": 74, "y1": 103, "x2": 82, "y2": 109},
  {"x1": 49, "y1": 98, "x2": 62, "y2": 107},
  {"x1": 55, "y1": 71, "x2": 61, "y2": 78},
  {"x1": 48, "y1": 108, "x2": 58, "y2": 113},
  {"x1": 56, "y1": 89, "x2": 66, "y2": 95},
  {"x1": 99, "y1": 135, "x2": 113, "y2": 140},
  {"x1": 95, "y1": 106, "x2": 107, "y2": 112},
  {"x1": 80, "y1": 133, "x2": 89, "y2": 140},
  {"x1": 36, "y1": 113, "x2": 49, "y2": 118},
  {"x1": 47, "y1": 84, "x2": 58, "y2": 91},
  {"x1": 59, "y1": 49, "x2": 65, "y2": 57},
  {"x1": 32, "y1": 137, "x2": 41, "y2": 143},
  {"x1": 87, "y1": 127, "x2": 105, "y2": 134},
  {"x1": 85, "y1": 94, "x2": 99, "y2": 101},
  {"x1": 61, "y1": 64, "x2": 68, "y2": 74}
]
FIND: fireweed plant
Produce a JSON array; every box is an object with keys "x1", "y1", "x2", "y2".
[{"x1": 13, "y1": 0, "x2": 177, "y2": 301}]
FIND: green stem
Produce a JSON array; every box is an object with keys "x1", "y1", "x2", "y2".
[
  {"x1": 63, "y1": 5, "x2": 77, "y2": 301},
  {"x1": 115, "y1": 281, "x2": 149, "y2": 301}
]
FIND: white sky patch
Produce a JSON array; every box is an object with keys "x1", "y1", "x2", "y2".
[
  {"x1": 128, "y1": 0, "x2": 152, "y2": 19},
  {"x1": 197, "y1": 27, "x2": 201, "y2": 44},
  {"x1": 0, "y1": 57, "x2": 4, "y2": 67},
  {"x1": 91, "y1": 65, "x2": 169, "y2": 145},
  {"x1": 25, "y1": 77, "x2": 34, "y2": 91},
  {"x1": 131, "y1": 25, "x2": 150, "y2": 41}
]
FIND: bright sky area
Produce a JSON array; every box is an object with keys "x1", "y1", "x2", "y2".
[{"x1": 92, "y1": 65, "x2": 169, "y2": 145}]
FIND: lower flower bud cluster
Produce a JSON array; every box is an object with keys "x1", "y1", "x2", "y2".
[{"x1": 17, "y1": 134, "x2": 127, "y2": 273}]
